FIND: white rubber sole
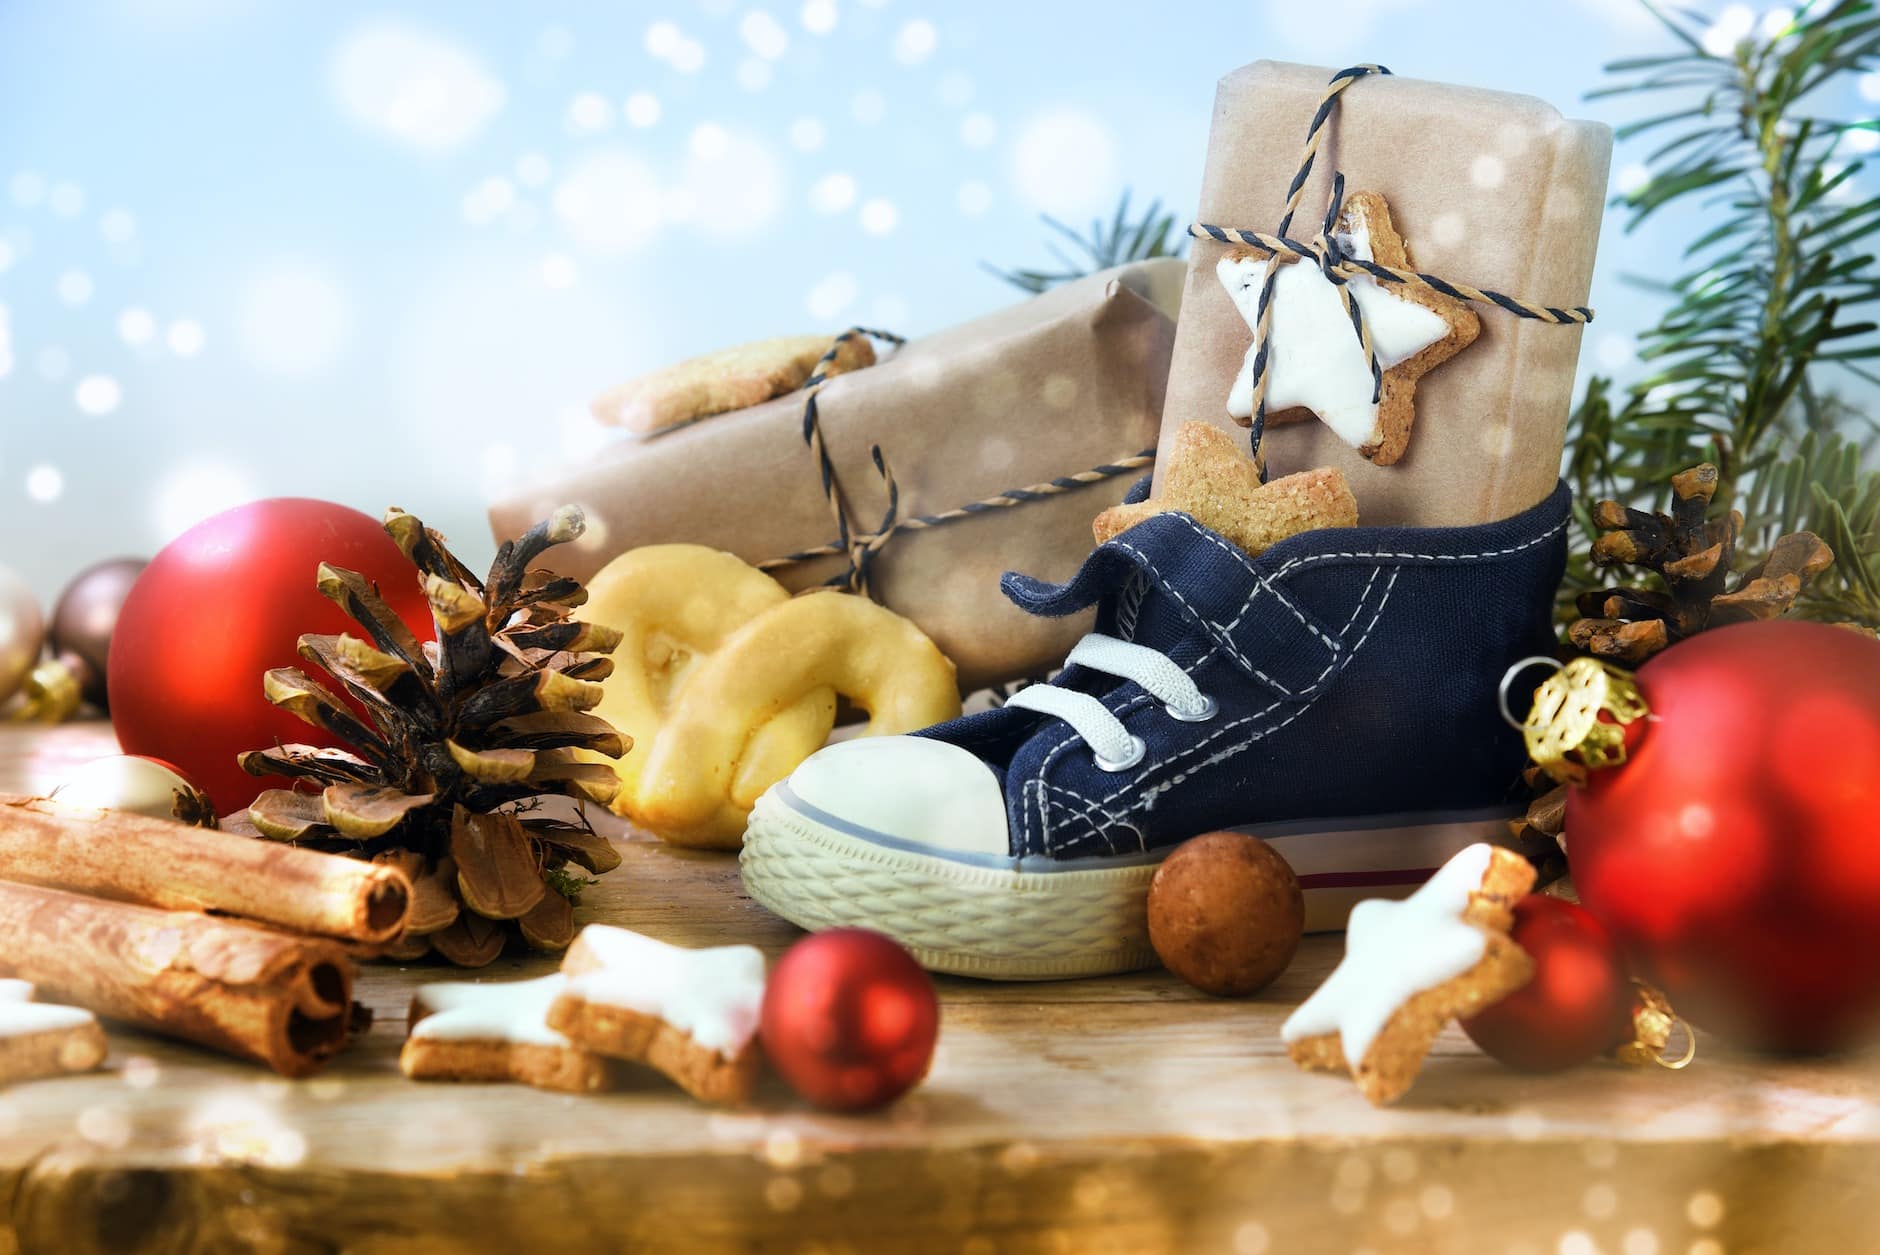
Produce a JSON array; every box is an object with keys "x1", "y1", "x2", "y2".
[{"x1": 740, "y1": 786, "x2": 1521, "y2": 982}]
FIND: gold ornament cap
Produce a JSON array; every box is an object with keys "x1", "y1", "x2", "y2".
[
  {"x1": 1505, "y1": 656, "x2": 1650, "y2": 787},
  {"x1": 9, "y1": 658, "x2": 83, "y2": 724},
  {"x1": 1614, "y1": 983, "x2": 1695, "y2": 1071}
]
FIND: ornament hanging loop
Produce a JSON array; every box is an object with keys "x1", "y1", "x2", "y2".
[
  {"x1": 1616, "y1": 983, "x2": 1696, "y2": 1071},
  {"x1": 1653, "y1": 1019, "x2": 1698, "y2": 1071},
  {"x1": 1498, "y1": 655, "x2": 1564, "y2": 732}
]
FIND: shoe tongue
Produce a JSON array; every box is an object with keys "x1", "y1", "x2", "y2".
[{"x1": 1102, "y1": 570, "x2": 1213, "y2": 667}]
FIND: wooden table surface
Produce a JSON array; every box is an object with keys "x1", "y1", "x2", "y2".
[{"x1": 0, "y1": 722, "x2": 1875, "y2": 1254}]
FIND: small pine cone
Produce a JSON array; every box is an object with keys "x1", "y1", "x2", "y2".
[
  {"x1": 1506, "y1": 767, "x2": 1569, "y2": 888},
  {"x1": 1568, "y1": 463, "x2": 1834, "y2": 663}
]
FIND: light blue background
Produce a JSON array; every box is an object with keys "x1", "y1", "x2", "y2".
[{"x1": 0, "y1": 0, "x2": 1826, "y2": 599}]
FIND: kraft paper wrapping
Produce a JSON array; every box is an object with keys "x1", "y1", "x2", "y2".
[
  {"x1": 489, "y1": 259, "x2": 1183, "y2": 694},
  {"x1": 1161, "y1": 62, "x2": 1612, "y2": 525}
]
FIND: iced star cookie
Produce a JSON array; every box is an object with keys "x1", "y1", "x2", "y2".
[
  {"x1": 1282, "y1": 843, "x2": 1535, "y2": 1105},
  {"x1": 1093, "y1": 421, "x2": 1358, "y2": 558},
  {"x1": 0, "y1": 980, "x2": 107, "y2": 1086},
  {"x1": 1219, "y1": 191, "x2": 1480, "y2": 466},
  {"x1": 591, "y1": 333, "x2": 878, "y2": 434},
  {"x1": 549, "y1": 925, "x2": 767, "y2": 1106},
  {"x1": 402, "y1": 974, "x2": 612, "y2": 1094}
]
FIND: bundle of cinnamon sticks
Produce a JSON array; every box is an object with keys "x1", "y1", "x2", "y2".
[{"x1": 0, "y1": 794, "x2": 414, "y2": 1076}]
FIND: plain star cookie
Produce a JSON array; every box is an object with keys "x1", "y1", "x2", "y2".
[
  {"x1": 1219, "y1": 191, "x2": 1480, "y2": 466},
  {"x1": 1092, "y1": 421, "x2": 1358, "y2": 558},
  {"x1": 1281, "y1": 843, "x2": 1535, "y2": 1105}
]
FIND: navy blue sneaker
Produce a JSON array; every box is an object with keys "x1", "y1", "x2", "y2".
[{"x1": 739, "y1": 483, "x2": 1570, "y2": 979}]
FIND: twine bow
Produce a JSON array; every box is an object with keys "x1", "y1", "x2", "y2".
[
  {"x1": 757, "y1": 328, "x2": 1156, "y2": 597},
  {"x1": 1189, "y1": 64, "x2": 1595, "y2": 481}
]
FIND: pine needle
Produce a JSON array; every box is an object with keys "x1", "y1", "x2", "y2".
[{"x1": 1564, "y1": 0, "x2": 1880, "y2": 627}]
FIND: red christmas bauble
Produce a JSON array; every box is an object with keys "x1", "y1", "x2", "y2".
[
  {"x1": 1568, "y1": 620, "x2": 1880, "y2": 1053},
  {"x1": 760, "y1": 928, "x2": 939, "y2": 1111},
  {"x1": 108, "y1": 499, "x2": 433, "y2": 816},
  {"x1": 1462, "y1": 895, "x2": 1632, "y2": 1071}
]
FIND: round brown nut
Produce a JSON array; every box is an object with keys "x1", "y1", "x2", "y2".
[{"x1": 1147, "y1": 831, "x2": 1304, "y2": 996}]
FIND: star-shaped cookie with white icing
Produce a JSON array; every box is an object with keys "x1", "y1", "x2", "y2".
[
  {"x1": 0, "y1": 979, "x2": 106, "y2": 1086},
  {"x1": 1281, "y1": 843, "x2": 1535, "y2": 1105},
  {"x1": 401, "y1": 974, "x2": 613, "y2": 1094},
  {"x1": 549, "y1": 925, "x2": 767, "y2": 1106},
  {"x1": 1219, "y1": 191, "x2": 1479, "y2": 467},
  {"x1": 1093, "y1": 421, "x2": 1358, "y2": 558}
]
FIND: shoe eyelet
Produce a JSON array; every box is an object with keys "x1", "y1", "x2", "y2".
[
  {"x1": 1092, "y1": 735, "x2": 1147, "y2": 773},
  {"x1": 1165, "y1": 694, "x2": 1219, "y2": 723}
]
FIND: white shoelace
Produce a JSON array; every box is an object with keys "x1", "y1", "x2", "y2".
[{"x1": 1004, "y1": 633, "x2": 1216, "y2": 770}]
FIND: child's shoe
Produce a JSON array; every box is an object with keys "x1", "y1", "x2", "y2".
[{"x1": 740, "y1": 484, "x2": 1569, "y2": 979}]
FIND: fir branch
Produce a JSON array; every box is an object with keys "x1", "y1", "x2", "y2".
[
  {"x1": 544, "y1": 865, "x2": 600, "y2": 903},
  {"x1": 988, "y1": 191, "x2": 1187, "y2": 293},
  {"x1": 1566, "y1": 0, "x2": 1880, "y2": 625}
]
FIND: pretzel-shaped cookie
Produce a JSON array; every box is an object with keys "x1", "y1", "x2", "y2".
[{"x1": 584, "y1": 545, "x2": 962, "y2": 848}]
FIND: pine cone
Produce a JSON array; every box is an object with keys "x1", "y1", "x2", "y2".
[
  {"x1": 1569, "y1": 464, "x2": 1834, "y2": 663},
  {"x1": 1506, "y1": 766, "x2": 1568, "y2": 887},
  {"x1": 234, "y1": 506, "x2": 629, "y2": 967}
]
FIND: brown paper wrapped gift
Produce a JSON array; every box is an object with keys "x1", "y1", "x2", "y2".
[
  {"x1": 489, "y1": 259, "x2": 1182, "y2": 694},
  {"x1": 1161, "y1": 62, "x2": 1612, "y2": 525}
]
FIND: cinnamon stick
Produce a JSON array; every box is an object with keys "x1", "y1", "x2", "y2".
[
  {"x1": 0, "y1": 794, "x2": 410, "y2": 944},
  {"x1": 0, "y1": 879, "x2": 356, "y2": 1076}
]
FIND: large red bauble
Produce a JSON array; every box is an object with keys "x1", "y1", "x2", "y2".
[
  {"x1": 108, "y1": 499, "x2": 433, "y2": 816},
  {"x1": 1568, "y1": 620, "x2": 1880, "y2": 1053},
  {"x1": 1462, "y1": 895, "x2": 1632, "y2": 1071},
  {"x1": 760, "y1": 929, "x2": 939, "y2": 1111}
]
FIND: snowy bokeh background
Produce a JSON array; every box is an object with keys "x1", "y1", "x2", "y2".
[{"x1": 0, "y1": 0, "x2": 1843, "y2": 599}]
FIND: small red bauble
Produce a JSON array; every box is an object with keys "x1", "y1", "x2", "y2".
[
  {"x1": 1462, "y1": 895, "x2": 1632, "y2": 1072},
  {"x1": 108, "y1": 499, "x2": 434, "y2": 816},
  {"x1": 760, "y1": 928, "x2": 939, "y2": 1111},
  {"x1": 1568, "y1": 620, "x2": 1880, "y2": 1053}
]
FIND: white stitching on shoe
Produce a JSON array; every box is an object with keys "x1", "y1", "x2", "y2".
[
  {"x1": 1053, "y1": 566, "x2": 1399, "y2": 832},
  {"x1": 1023, "y1": 511, "x2": 1563, "y2": 855},
  {"x1": 1263, "y1": 518, "x2": 1569, "y2": 580},
  {"x1": 1050, "y1": 567, "x2": 1403, "y2": 856},
  {"x1": 1130, "y1": 567, "x2": 1401, "y2": 811},
  {"x1": 1112, "y1": 540, "x2": 1296, "y2": 694},
  {"x1": 1044, "y1": 781, "x2": 1135, "y2": 843},
  {"x1": 1149, "y1": 509, "x2": 1566, "y2": 582},
  {"x1": 1162, "y1": 517, "x2": 1338, "y2": 649},
  {"x1": 1033, "y1": 563, "x2": 1387, "y2": 849},
  {"x1": 1029, "y1": 632, "x2": 1233, "y2": 830}
]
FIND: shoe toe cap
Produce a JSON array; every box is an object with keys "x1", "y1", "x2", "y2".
[{"x1": 783, "y1": 736, "x2": 1010, "y2": 858}]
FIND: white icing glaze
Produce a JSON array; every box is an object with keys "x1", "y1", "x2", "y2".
[
  {"x1": 1280, "y1": 843, "x2": 1497, "y2": 1065},
  {"x1": 0, "y1": 979, "x2": 99, "y2": 1038},
  {"x1": 1219, "y1": 216, "x2": 1450, "y2": 449},
  {"x1": 562, "y1": 925, "x2": 766, "y2": 1057},
  {"x1": 409, "y1": 974, "x2": 572, "y2": 1048}
]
